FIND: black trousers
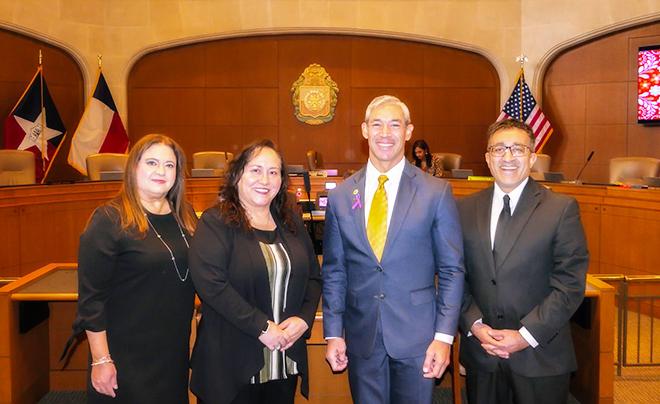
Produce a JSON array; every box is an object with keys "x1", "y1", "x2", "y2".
[
  {"x1": 466, "y1": 361, "x2": 570, "y2": 404},
  {"x1": 227, "y1": 376, "x2": 298, "y2": 404}
]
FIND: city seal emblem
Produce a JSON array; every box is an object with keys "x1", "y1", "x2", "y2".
[{"x1": 291, "y1": 64, "x2": 339, "y2": 125}]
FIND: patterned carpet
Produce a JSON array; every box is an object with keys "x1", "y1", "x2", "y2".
[{"x1": 38, "y1": 391, "x2": 85, "y2": 404}]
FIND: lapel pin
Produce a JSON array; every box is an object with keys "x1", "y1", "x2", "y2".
[{"x1": 351, "y1": 189, "x2": 362, "y2": 210}]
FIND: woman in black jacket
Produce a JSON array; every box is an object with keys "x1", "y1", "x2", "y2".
[{"x1": 189, "y1": 139, "x2": 322, "y2": 404}]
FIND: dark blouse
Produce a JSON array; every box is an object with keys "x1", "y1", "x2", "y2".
[{"x1": 75, "y1": 206, "x2": 195, "y2": 404}]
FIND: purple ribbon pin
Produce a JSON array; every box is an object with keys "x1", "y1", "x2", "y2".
[{"x1": 351, "y1": 189, "x2": 362, "y2": 210}]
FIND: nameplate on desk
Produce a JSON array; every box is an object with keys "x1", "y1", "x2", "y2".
[
  {"x1": 99, "y1": 171, "x2": 123, "y2": 181},
  {"x1": 644, "y1": 176, "x2": 660, "y2": 187},
  {"x1": 309, "y1": 169, "x2": 339, "y2": 177},
  {"x1": 302, "y1": 212, "x2": 325, "y2": 220},
  {"x1": 543, "y1": 172, "x2": 565, "y2": 183},
  {"x1": 451, "y1": 168, "x2": 473, "y2": 179},
  {"x1": 467, "y1": 176, "x2": 494, "y2": 181}
]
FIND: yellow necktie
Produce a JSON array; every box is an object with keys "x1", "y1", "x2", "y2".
[{"x1": 367, "y1": 175, "x2": 389, "y2": 261}]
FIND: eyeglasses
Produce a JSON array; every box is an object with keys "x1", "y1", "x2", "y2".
[{"x1": 487, "y1": 144, "x2": 531, "y2": 157}]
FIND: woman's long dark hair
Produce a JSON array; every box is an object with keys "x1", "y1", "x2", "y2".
[
  {"x1": 411, "y1": 139, "x2": 432, "y2": 169},
  {"x1": 217, "y1": 139, "x2": 296, "y2": 233}
]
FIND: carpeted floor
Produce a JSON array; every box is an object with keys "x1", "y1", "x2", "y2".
[
  {"x1": 38, "y1": 391, "x2": 85, "y2": 404},
  {"x1": 38, "y1": 387, "x2": 580, "y2": 404}
]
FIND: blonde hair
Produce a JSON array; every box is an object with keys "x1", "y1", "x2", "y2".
[{"x1": 106, "y1": 134, "x2": 197, "y2": 237}]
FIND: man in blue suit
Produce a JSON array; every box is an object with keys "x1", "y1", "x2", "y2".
[{"x1": 322, "y1": 95, "x2": 465, "y2": 403}]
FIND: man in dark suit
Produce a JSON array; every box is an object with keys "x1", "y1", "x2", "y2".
[
  {"x1": 322, "y1": 95, "x2": 465, "y2": 403},
  {"x1": 458, "y1": 119, "x2": 589, "y2": 404}
]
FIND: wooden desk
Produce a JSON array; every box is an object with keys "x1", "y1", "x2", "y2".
[
  {"x1": 1, "y1": 179, "x2": 658, "y2": 277},
  {"x1": 0, "y1": 263, "x2": 78, "y2": 404},
  {"x1": 570, "y1": 275, "x2": 616, "y2": 404},
  {"x1": 0, "y1": 263, "x2": 351, "y2": 404},
  {"x1": 1, "y1": 265, "x2": 614, "y2": 404}
]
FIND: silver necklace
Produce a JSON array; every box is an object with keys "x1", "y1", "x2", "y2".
[{"x1": 145, "y1": 214, "x2": 190, "y2": 282}]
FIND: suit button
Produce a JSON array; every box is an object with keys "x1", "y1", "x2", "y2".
[
  {"x1": 376, "y1": 293, "x2": 385, "y2": 300},
  {"x1": 497, "y1": 314, "x2": 504, "y2": 319},
  {"x1": 491, "y1": 279, "x2": 497, "y2": 285},
  {"x1": 376, "y1": 266, "x2": 383, "y2": 272}
]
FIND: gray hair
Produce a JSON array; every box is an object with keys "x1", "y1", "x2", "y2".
[{"x1": 364, "y1": 95, "x2": 411, "y2": 124}]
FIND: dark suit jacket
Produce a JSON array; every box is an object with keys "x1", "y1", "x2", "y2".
[
  {"x1": 189, "y1": 208, "x2": 322, "y2": 404},
  {"x1": 457, "y1": 178, "x2": 588, "y2": 377},
  {"x1": 322, "y1": 161, "x2": 464, "y2": 359}
]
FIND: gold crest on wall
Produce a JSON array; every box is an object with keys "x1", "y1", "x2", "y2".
[{"x1": 291, "y1": 64, "x2": 339, "y2": 125}]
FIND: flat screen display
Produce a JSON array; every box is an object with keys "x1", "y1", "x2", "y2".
[{"x1": 638, "y1": 45, "x2": 660, "y2": 123}]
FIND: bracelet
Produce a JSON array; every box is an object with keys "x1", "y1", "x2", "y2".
[
  {"x1": 91, "y1": 354, "x2": 113, "y2": 366},
  {"x1": 260, "y1": 321, "x2": 271, "y2": 335}
]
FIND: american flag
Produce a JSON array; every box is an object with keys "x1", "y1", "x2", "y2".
[{"x1": 497, "y1": 70, "x2": 553, "y2": 152}]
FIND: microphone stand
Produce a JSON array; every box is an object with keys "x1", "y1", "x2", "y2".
[
  {"x1": 571, "y1": 151, "x2": 595, "y2": 185},
  {"x1": 302, "y1": 171, "x2": 319, "y2": 253}
]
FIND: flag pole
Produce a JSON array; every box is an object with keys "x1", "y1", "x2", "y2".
[
  {"x1": 515, "y1": 54, "x2": 528, "y2": 122},
  {"x1": 38, "y1": 50, "x2": 47, "y2": 176}
]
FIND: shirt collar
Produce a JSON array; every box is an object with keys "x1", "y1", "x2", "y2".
[
  {"x1": 493, "y1": 177, "x2": 529, "y2": 213},
  {"x1": 366, "y1": 156, "x2": 406, "y2": 184}
]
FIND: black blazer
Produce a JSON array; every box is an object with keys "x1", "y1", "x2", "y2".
[
  {"x1": 457, "y1": 179, "x2": 588, "y2": 377},
  {"x1": 189, "y1": 207, "x2": 322, "y2": 404}
]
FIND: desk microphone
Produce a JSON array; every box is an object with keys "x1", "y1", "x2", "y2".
[
  {"x1": 301, "y1": 170, "x2": 319, "y2": 252},
  {"x1": 302, "y1": 171, "x2": 312, "y2": 199},
  {"x1": 574, "y1": 150, "x2": 595, "y2": 184}
]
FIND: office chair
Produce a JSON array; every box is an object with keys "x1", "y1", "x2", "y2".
[
  {"x1": 433, "y1": 152, "x2": 462, "y2": 178},
  {"x1": 306, "y1": 150, "x2": 322, "y2": 171},
  {"x1": 0, "y1": 149, "x2": 36, "y2": 186},
  {"x1": 193, "y1": 152, "x2": 233, "y2": 169},
  {"x1": 531, "y1": 153, "x2": 551, "y2": 181},
  {"x1": 609, "y1": 157, "x2": 659, "y2": 184},
  {"x1": 86, "y1": 153, "x2": 129, "y2": 181}
]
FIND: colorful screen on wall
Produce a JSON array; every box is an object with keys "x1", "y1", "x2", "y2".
[{"x1": 638, "y1": 45, "x2": 660, "y2": 123}]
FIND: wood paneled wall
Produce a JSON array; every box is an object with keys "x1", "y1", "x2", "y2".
[
  {"x1": 127, "y1": 34, "x2": 500, "y2": 175},
  {"x1": 0, "y1": 29, "x2": 85, "y2": 183},
  {"x1": 543, "y1": 22, "x2": 660, "y2": 183}
]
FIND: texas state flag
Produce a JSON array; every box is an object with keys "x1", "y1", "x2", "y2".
[
  {"x1": 68, "y1": 71, "x2": 129, "y2": 175},
  {"x1": 3, "y1": 67, "x2": 66, "y2": 183}
]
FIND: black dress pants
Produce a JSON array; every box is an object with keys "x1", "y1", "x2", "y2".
[
  {"x1": 230, "y1": 376, "x2": 298, "y2": 404},
  {"x1": 466, "y1": 360, "x2": 570, "y2": 404}
]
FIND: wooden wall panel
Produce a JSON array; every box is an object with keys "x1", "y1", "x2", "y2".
[
  {"x1": 0, "y1": 29, "x2": 85, "y2": 184},
  {"x1": 127, "y1": 35, "x2": 500, "y2": 176},
  {"x1": 543, "y1": 22, "x2": 660, "y2": 183},
  {"x1": 2, "y1": 180, "x2": 657, "y2": 278},
  {"x1": 0, "y1": 207, "x2": 21, "y2": 276}
]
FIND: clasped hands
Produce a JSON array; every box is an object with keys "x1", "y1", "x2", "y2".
[
  {"x1": 258, "y1": 317, "x2": 308, "y2": 351},
  {"x1": 471, "y1": 322, "x2": 529, "y2": 359}
]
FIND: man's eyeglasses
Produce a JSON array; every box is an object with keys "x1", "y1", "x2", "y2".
[{"x1": 487, "y1": 144, "x2": 532, "y2": 157}]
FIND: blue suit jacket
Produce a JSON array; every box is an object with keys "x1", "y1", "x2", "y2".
[{"x1": 322, "y1": 161, "x2": 465, "y2": 359}]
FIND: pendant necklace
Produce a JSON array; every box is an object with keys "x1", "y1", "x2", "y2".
[{"x1": 145, "y1": 214, "x2": 190, "y2": 282}]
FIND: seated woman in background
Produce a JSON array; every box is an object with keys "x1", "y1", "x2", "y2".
[
  {"x1": 72, "y1": 134, "x2": 197, "y2": 403},
  {"x1": 189, "y1": 139, "x2": 322, "y2": 404},
  {"x1": 411, "y1": 139, "x2": 444, "y2": 177}
]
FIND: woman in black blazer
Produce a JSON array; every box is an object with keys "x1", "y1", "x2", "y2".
[{"x1": 189, "y1": 139, "x2": 322, "y2": 404}]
